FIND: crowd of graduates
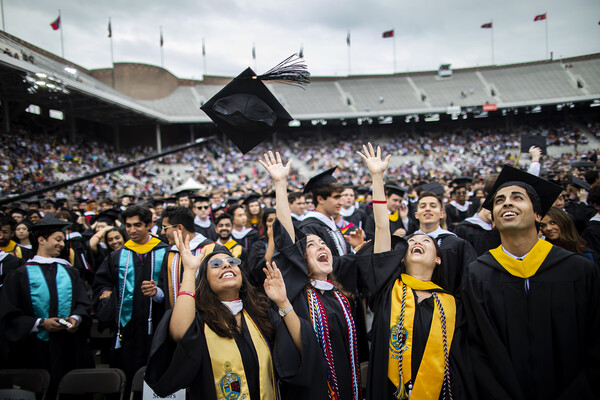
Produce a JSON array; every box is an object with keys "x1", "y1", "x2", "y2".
[{"x1": 0, "y1": 138, "x2": 599, "y2": 400}]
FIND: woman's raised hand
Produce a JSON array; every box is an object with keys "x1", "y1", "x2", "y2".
[
  {"x1": 173, "y1": 230, "x2": 205, "y2": 272},
  {"x1": 259, "y1": 151, "x2": 291, "y2": 183},
  {"x1": 263, "y1": 260, "x2": 289, "y2": 308},
  {"x1": 357, "y1": 142, "x2": 390, "y2": 175}
]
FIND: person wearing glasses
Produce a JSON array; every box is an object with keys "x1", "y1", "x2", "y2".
[
  {"x1": 193, "y1": 196, "x2": 218, "y2": 241},
  {"x1": 159, "y1": 206, "x2": 215, "y2": 310},
  {"x1": 146, "y1": 232, "x2": 303, "y2": 399},
  {"x1": 92, "y1": 205, "x2": 169, "y2": 395}
]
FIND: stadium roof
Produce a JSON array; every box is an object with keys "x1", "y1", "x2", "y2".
[{"x1": 1, "y1": 30, "x2": 599, "y2": 126}]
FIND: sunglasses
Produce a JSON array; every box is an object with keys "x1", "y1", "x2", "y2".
[
  {"x1": 196, "y1": 205, "x2": 210, "y2": 210},
  {"x1": 208, "y1": 257, "x2": 242, "y2": 268},
  {"x1": 161, "y1": 224, "x2": 178, "y2": 231}
]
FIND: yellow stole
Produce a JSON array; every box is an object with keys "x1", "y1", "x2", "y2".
[
  {"x1": 205, "y1": 310, "x2": 277, "y2": 400},
  {"x1": 223, "y1": 239, "x2": 243, "y2": 258},
  {"x1": 166, "y1": 243, "x2": 215, "y2": 308},
  {"x1": 123, "y1": 237, "x2": 161, "y2": 255},
  {"x1": 0, "y1": 241, "x2": 21, "y2": 257},
  {"x1": 388, "y1": 274, "x2": 456, "y2": 399},
  {"x1": 389, "y1": 210, "x2": 399, "y2": 222},
  {"x1": 489, "y1": 239, "x2": 552, "y2": 278}
]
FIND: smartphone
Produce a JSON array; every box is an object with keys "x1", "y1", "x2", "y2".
[{"x1": 58, "y1": 318, "x2": 73, "y2": 328}]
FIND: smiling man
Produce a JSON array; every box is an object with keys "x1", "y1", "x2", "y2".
[
  {"x1": 92, "y1": 205, "x2": 169, "y2": 394},
  {"x1": 0, "y1": 217, "x2": 93, "y2": 397},
  {"x1": 462, "y1": 165, "x2": 600, "y2": 399}
]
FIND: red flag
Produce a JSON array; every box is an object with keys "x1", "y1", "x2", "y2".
[
  {"x1": 382, "y1": 29, "x2": 394, "y2": 38},
  {"x1": 50, "y1": 16, "x2": 60, "y2": 30},
  {"x1": 481, "y1": 22, "x2": 492, "y2": 29},
  {"x1": 534, "y1": 13, "x2": 546, "y2": 21}
]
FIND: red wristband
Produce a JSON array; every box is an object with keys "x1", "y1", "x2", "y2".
[
  {"x1": 177, "y1": 290, "x2": 196, "y2": 300},
  {"x1": 372, "y1": 200, "x2": 387, "y2": 204}
]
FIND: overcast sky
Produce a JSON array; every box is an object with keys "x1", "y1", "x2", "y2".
[{"x1": 5, "y1": 0, "x2": 600, "y2": 79}]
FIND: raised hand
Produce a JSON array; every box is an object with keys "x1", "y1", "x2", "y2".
[
  {"x1": 258, "y1": 151, "x2": 291, "y2": 183},
  {"x1": 173, "y1": 230, "x2": 205, "y2": 272},
  {"x1": 344, "y1": 227, "x2": 366, "y2": 249},
  {"x1": 263, "y1": 261, "x2": 289, "y2": 308},
  {"x1": 356, "y1": 142, "x2": 390, "y2": 175}
]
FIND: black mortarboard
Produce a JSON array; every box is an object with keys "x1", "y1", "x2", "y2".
[
  {"x1": 482, "y1": 164, "x2": 562, "y2": 216},
  {"x1": 10, "y1": 207, "x2": 26, "y2": 216},
  {"x1": 420, "y1": 182, "x2": 445, "y2": 196},
  {"x1": 30, "y1": 217, "x2": 72, "y2": 235},
  {"x1": 175, "y1": 190, "x2": 194, "y2": 199},
  {"x1": 451, "y1": 176, "x2": 473, "y2": 185},
  {"x1": 385, "y1": 184, "x2": 408, "y2": 197},
  {"x1": 26, "y1": 196, "x2": 41, "y2": 206},
  {"x1": 226, "y1": 196, "x2": 242, "y2": 205},
  {"x1": 303, "y1": 167, "x2": 338, "y2": 194},
  {"x1": 200, "y1": 55, "x2": 309, "y2": 154},
  {"x1": 90, "y1": 209, "x2": 121, "y2": 225},
  {"x1": 571, "y1": 177, "x2": 590, "y2": 192},
  {"x1": 193, "y1": 195, "x2": 210, "y2": 203},
  {"x1": 520, "y1": 135, "x2": 547, "y2": 155},
  {"x1": 243, "y1": 193, "x2": 261, "y2": 206}
]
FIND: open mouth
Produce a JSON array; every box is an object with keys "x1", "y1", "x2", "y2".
[
  {"x1": 411, "y1": 245, "x2": 425, "y2": 255},
  {"x1": 220, "y1": 271, "x2": 235, "y2": 279},
  {"x1": 502, "y1": 210, "x2": 517, "y2": 218},
  {"x1": 317, "y1": 253, "x2": 329, "y2": 263}
]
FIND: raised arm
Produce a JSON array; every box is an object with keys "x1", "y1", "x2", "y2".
[
  {"x1": 169, "y1": 230, "x2": 205, "y2": 342},
  {"x1": 357, "y1": 143, "x2": 391, "y2": 253},
  {"x1": 259, "y1": 151, "x2": 295, "y2": 242}
]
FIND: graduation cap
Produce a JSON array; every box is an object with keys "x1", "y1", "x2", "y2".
[
  {"x1": 303, "y1": 167, "x2": 338, "y2": 194},
  {"x1": 30, "y1": 217, "x2": 72, "y2": 235},
  {"x1": 571, "y1": 177, "x2": 590, "y2": 192},
  {"x1": 193, "y1": 195, "x2": 210, "y2": 203},
  {"x1": 243, "y1": 193, "x2": 261, "y2": 206},
  {"x1": 385, "y1": 184, "x2": 408, "y2": 197},
  {"x1": 200, "y1": 55, "x2": 309, "y2": 154},
  {"x1": 451, "y1": 176, "x2": 473, "y2": 185},
  {"x1": 482, "y1": 164, "x2": 563, "y2": 217},
  {"x1": 10, "y1": 207, "x2": 27, "y2": 217},
  {"x1": 520, "y1": 135, "x2": 547, "y2": 155},
  {"x1": 420, "y1": 182, "x2": 445, "y2": 196},
  {"x1": 174, "y1": 190, "x2": 194, "y2": 199},
  {"x1": 90, "y1": 209, "x2": 121, "y2": 225}
]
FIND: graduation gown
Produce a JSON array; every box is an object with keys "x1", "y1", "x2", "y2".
[
  {"x1": 364, "y1": 212, "x2": 417, "y2": 241},
  {"x1": 271, "y1": 221, "x2": 364, "y2": 400},
  {"x1": 453, "y1": 217, "x2": 501, "y2": 257},
  {"x1": 299, "y1": 212, "x2": 352, "y2": 257},
  {"x1": 146, "y1": 308, "x2": 296, "y2": 399},
  {"x1": 445, "y1": 201, "x2": 473, "y2": 230},
  {"x1": 0, "y1": 251, "x2": 25, "y2": 286},
  {"x1": 246, "y1": 238, "x2": 269, "y2": 288},
  {"x1": 582, "y1": 219, "x2": 600, "y2": 256},
  {"x1": 356, "y1": 247, "x2": 474, "y2": 400},
  {"x1": 194, "y1": 217, "x2": 218, "y2": 242},
  {"x1": 232, "y1": 227, "x2": 261, "y2": 251},
  {"x1": 92, "y1": 239, "x2": 169, "y2": 385},
  {"x1": 0, "y1": 259, "x2": 94, "y2": 394},
  {"x1": 462, "y1": 244, "x2": 600, "y2": 399},
  {"x1": 340, "y1": 206, "x2": 368, "y2": 230}
]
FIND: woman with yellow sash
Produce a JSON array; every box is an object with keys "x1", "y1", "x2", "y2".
[
  {"x1": 145, "y1": 230, "x2": 302, "y2": 399},
  {"x1": 356, "y1": 144, "x2": 474, "y2": 400}
]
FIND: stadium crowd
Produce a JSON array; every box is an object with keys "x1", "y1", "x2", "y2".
[{"x1": 0, "y1": 123, "x2": 599, "y2": 399}]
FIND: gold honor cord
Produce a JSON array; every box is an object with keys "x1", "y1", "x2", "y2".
[
  {"x1": 388, "y1": 276, "x2": 456, "y2": 399},
  {"x1": 489, "y1": 239, "x2": 552, "y2": 278}
]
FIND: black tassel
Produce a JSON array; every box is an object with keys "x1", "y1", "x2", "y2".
[{"x1": 255, "y1": 54, "x2": 310, "y2": 88}]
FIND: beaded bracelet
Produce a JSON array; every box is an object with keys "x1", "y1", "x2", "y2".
[{"x1": 177, "y1": 290, "x2": 196, "y2": 300}]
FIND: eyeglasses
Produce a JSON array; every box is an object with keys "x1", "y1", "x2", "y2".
[
  {"x1": 161, "y1": 224, "x2": 178, "y2": 231},
  {"x1": 196, "y1": 205, "x2": 210, "y2": 210},
  {"x1": 208, "y1": 257, "x2": 242, "y2": 268}
]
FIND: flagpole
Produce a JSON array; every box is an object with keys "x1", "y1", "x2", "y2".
[
  {"x1": 59, "y1": 9, "x2": 64, "y2": 58},
  {"x1": 160, "y1": 26, "x2": 164, "y2": 67},
  {"x1": 393, "y1": 28, "x2": 396, "y2": 74},
  {"x1": 252, "y1": 43, "x2": 256, "y2": 70},
  {"x1": 109, "y1": 17, "x2": 115, "y2": 88},
  {"x1": 347, "y1": 30, "x2": 351, "y2": 76},
  {"x1": 491, "y1": 18, "x2": 495, "y2": 65},
  {"x1": 545, "y1": 13, "x2": 549, "y2": 59},
  {"x1": 1, "y1": 0, "x2": 5, "y2": 31},
  {"x1": 202, "y1": 38, "x2": 207, "y2": 77}
]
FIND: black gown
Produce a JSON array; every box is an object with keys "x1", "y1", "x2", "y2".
[
  {"x1": 429, "y1": 233, "x2": 477, "y2": 297},
  {"x1": 453, "y1": 219, "x2": 501, "y2": 257},
  {"x1": 445, "y1": 203, "x2": 472, "y2": 230},
  {"x1": 92, "y1": 241, "x2": 169, "y2": 390},
  {"x1": 462, "y1": 245, "x2": 600, "y2": 399},
  {"x1": 582, "y1": 219, "x2": 600, "y2": 256},
  {"x1": 246, "y1": 238, "x2": 269, "y2": 288},
  {"x1": 272, "y1": 221, "x2": 365, "y2": 400},
  {"x1": 299, "y1": 215, "x2": 352, "y2": 257},
  {"x1": 232, "y1": 228, "x2": 261, "y2": 252},
  {"x1": 146, "y1": 309, "x2": 282, "y2": 399},
  {"x1": 364, "y1": 213, "x2": 417, "y2": 241},
  {"x1": 0, "y1": 252, "x2": 25, "y2": 286},
  {"x1": 0, "y1": 260, "x2": 94, "y2": 395},
  {"x1": 355, "y1": 248, "x2": 475, "y2": 400}
]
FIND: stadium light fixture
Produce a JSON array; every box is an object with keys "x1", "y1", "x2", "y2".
[
  {"x1": 424, "y1": 114, "x2": 440, "y2": 122},
  {"x1": 35, "y1": 72, "x2": 47, "y2": 78},
  {"x1": 590, "y1": 100, "x2": 600, "y2": 108},
  {"x1": 49, "y1": 109, "x2": 64, "y2": 120},
  {"x1": 64, "y1": 67, "x2": 77, "y2": 75},
  {"x1": 288, "y1": 119, "x2": 301, "y2": 128}
]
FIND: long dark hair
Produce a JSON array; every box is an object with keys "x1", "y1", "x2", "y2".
[
  {"x1": 195, "y1": 248, "x2": 274, "y2": 340},
  {"x1": 543, "y1": 207, "x2": 586, "y2": 255}
]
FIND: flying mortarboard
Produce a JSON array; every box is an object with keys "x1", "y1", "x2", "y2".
[
  {"x1": 200, "y1": 55, "x2": 310, "y2": 154},
  {"x1": 481, "y1": 164, "x2": 562, "y2": 216},
  {"x1": 303, "y1": 167, "x2": 338, "y2": 194},
  {"x1": 520, "y1": 135, "x2": 547, "y2": 155}
]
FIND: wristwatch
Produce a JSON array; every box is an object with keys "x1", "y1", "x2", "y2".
[
  {"x1": 38, "y1": 318, "x2": 46, "y2": 331},
  {"x1": 278, "y1": 304, "x2": 293, "y2": 317}
]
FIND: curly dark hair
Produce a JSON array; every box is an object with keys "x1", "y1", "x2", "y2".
[{"x1": 195, "y1": 247, "x2": 274, "y2": 340}]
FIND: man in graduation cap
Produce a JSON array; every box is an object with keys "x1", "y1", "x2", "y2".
[
  {"x1": 462, "y1": 165, "x2": 600, "y2": 399},
  {"x1": 92, "y1": 205, "x2": 169, "y2": 393},
  {"x1": 445, "y1": 180, "x2": 473, "y2": 230},
  {"x1": 192, "y1": 195, "x2": 218, "y2": 241},
  {"x1": 364, "y1": 183, "x2": 416, "y2": 240},
  {"x1": 0, "y1": 217, "x2": 94, "y2": 396}
]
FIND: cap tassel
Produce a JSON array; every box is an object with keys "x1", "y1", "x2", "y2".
[{"x1": 256, "y1": 54, "x2": 310, "y2": 87}]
